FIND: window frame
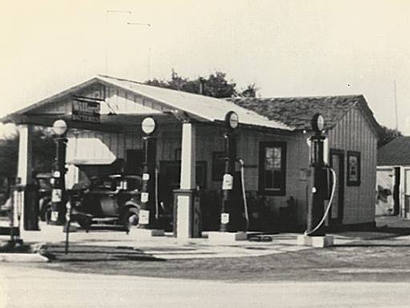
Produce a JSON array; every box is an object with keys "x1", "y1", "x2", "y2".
[
  {"x1": 258, "y1": 141, "x2": 287, "y2": 196},
  {"x1": 347, "y1": 151, "x2": 361, "y2": 186}
]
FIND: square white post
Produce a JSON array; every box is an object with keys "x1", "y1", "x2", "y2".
[
  {"x1": 17, "y1": 124, "x2": 33, "y2": 185},
  {"x1": 174, "y1": 122, "x2": 199, "y2": 239},
  {"x1": 180, "y1": 123, "x2": 196, "y2": 190},
  {"x1": 17, "y1": 124, "x2": 33, "y2": 231}
]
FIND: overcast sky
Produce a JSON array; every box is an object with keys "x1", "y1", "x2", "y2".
[{"x1": 1, "y1": 0, "x2": 410, "y2": 136}]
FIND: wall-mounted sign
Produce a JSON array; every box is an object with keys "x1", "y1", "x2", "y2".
[{"x1": 72, "y1": 97, "x2": 101, "y2": 123}]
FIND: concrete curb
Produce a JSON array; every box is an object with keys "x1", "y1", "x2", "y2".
[{"x1": 0, "y1": 253, "x2": 49, "y2": 263}]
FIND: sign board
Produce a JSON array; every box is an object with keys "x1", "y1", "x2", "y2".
[
  {"x1": 139, "y1": 209, "x2": 150, "y2": 225},
  {"x1": 221, "y1": 213, "x2": 230, "y2": 224},
  {"x1": 52, "y1": 189, "x2": 62, "y2": 202},
  {"x1": 72, "y1": 98, "x2": 101, "y2": 123},
  {"x1": 222, "y1": 174, "x2": 233, "y2": 190}
]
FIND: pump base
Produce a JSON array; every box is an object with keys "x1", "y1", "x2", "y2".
[
  {"x1": 207, "y1": 231, "x2": 247, "y2": 242},
  {"x1": 129, "y1": 228, "x2": 165, "y2": 238},
  {"x1": 297, "y1": 235, "x2": 333, "y2": 248}
]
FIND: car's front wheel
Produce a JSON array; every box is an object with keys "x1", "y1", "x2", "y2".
[{"x1": 121, "y1": 207, "x2": 139, "y2": 230}]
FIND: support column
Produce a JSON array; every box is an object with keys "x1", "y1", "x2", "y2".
[
  {"x1": 17, "y1": 124, "x2": 34, "y2": 231},
  {"x1": 174, "y1": 122, "x2": 201, "y2": 239},
  {"x1": 180, "y1": 122, "x2": 196, "y2": 190},
  {"x1": 17, "y1": 125, "x2": 33, "y2": 186}
]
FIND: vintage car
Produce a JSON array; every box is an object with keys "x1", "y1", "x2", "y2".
[{"x1": 69, "y1": 174, "x2": 142, "y2": 230}]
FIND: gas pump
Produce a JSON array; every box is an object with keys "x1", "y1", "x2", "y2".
[
  {"x1": 137, "y1": 117, "x2": 158, "y2": 229},
  {"x1": 50, "y1": 119, "x2": 68, "y2": 225},
  {"x1": 220, "y1": 111, "x2": 239, "y2": 232},
  {"x1": 300, "y1": 113, "x2": 337, "y2": 246}
]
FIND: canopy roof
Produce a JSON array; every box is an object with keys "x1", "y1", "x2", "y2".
[{"x1": 2, "y1": 75, "x2": 292, "y2": 132}]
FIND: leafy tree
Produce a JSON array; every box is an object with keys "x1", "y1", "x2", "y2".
[
  {"x1": 378, "y1": 125, "x2": 403, "y2": 147},
  {"x1": 0, "y1": 126, "x2": 56, "y2": 180},
  {"x1": 146, "y1": 70, "x2": 257, "y2": 98}
]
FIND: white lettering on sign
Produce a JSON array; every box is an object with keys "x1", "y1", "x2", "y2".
[
  {"x1": 141, "y1": 192, "x2": 149, "y2": 203},
  {"x1": 142, "y1": 173, "x2": 150, "y2": 181},
  {"x1": 72, "y1": 100, "x2": 101, "y2": 123},
  {"x1": 222, "y1": 174, "x2": 233, "y2": 190},
  {"x1": 139, "y1": 210, "x2": 149, "y2": 224},
  {"x1": 221, "y1": 213, "x2": 230, "y2": 224},
  {"x1": 52, "y1": 189, "x2": 62, "y2": 202}
]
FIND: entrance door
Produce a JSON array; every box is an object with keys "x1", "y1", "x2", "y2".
[{"x1": 329, "y1": 149, "x2": 344, "y2": 226}]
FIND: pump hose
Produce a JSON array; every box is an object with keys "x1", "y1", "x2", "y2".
[
  {"x1": 304, "y1": 168, "x2": 337, "y2": 236},
  {"x1": 155, "y1": 167, "x2": 159, "y2": 220},
  {"x1": 238, "y1": 159, "x2": 249, "y2": 232}
]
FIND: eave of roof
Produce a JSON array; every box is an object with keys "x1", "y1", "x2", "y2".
[
  {"x1": 1, "y1": 75, "x2": 293, "y2": 132},
  {"x1": 378, "y1": 136, "x2": 410, "y2": 166},
  {"x1": 228, "y1": 94, "x2": 383, "y2": 138}
]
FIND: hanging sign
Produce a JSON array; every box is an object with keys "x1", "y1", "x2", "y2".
[{"x1": 72, "y1": 97, "x2": 101, "y2": 123}]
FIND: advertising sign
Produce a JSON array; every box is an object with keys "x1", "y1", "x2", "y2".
[{"x1": 72, "y1": 97, "x2": 101, "y2": 123}]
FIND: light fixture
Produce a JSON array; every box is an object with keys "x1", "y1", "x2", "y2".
[
  {"x1": 52, "y1": 119, "x2": 68, "y2": 136},
  {"x1": 141, "y1": 117, "x2": 157, "y2": 135},
  {"x1": 311, "y1": 113, "x2": 324, "y2": 132},
  {"x1": 225, "y1": 111, "x2": 239, "y2": 130}
]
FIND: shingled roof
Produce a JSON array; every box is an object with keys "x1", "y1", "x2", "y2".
[
  {"x1": 228, "y1": 95, "x2": 382, "y2": 135},
  {"x1": 378, "y1": 137, "x2": 410, "y2": 166}
]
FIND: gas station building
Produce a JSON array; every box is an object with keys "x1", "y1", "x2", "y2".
[{"x1": 2, "y1": 75, "x2": 382, "y2": 233}]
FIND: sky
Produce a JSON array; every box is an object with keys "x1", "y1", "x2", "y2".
[{"x1": 1, "y1": 0, "x2": 410, "y2": 137}]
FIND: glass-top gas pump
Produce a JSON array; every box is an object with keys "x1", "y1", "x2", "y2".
[
  {"x1": 303, "y1": 113, "x2": 336, "y2": 245},
  {"x1": 220, "y1": 111, "x2": 239, "y2": 232},
  {"x1": 138, "y1": 117, "x2": 157, "y2": 229},
  {"x1": 50, "y1": 119, "x2": 68, "y2": 225}
]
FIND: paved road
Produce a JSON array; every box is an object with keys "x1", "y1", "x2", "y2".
[{"x1": 1, "y1": 264, "x2": 410, "y2": 308}]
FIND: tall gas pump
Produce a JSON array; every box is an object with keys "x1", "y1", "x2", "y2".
[
  {"x1": 220, "y1": 111, "x2": 238, "y2": 232},
  {"x1": 298, "y1": 113, "x2": 336, "y2": 247},
  {"x1": 49, "y1": 119, "x2": 68, "y2": 225},
  {"x1": 133, "y1": 117, "x2": 164, "y2": 236},
  {"x1": 209, "y1": 111, "x2": 248, "y2": 241}
]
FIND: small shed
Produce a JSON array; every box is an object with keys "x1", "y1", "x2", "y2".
[
  {"x1": 2, "y1": 75, "x2": 382, "y2": 232},
  {"x1": 377, "y1": 137, "x2": 410, "y2": 217}
]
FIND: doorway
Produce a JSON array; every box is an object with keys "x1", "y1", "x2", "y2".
[{"x1": 329, "y1": 149, "x2": 344, "y2": 226}]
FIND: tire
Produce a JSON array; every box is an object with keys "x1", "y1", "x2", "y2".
[{"x1": 121, "y1": 207, "x2": 139, "y2": 229}]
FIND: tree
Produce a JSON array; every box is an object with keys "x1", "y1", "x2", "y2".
[
  {"x1": 145, "y1": 70, "x2": 257, "y2": 98},
  {"x1": 0, "y1": 127, "x2": 56, "y2": 180},
  {"x1": 378, "y1": 125, "x2": 403, "y2": 147}
]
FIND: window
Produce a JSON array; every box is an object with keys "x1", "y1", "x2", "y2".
[
  {"x1": 347, "y1": 151, "x2": 361, "y2": 186},
  {"x1": 259, "y1": 142, "x2": 286, "y2": 195},
  {"x1": 212, "y1": 152, "x2": 226, "y2": 181}
]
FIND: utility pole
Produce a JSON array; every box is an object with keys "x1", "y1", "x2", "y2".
[
  {"x1": 127, "y1": 21, "x2": 152, "y2": 80},
  {"x1": 105, "y1": 10, "x2": 132, "y2": 74}
]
